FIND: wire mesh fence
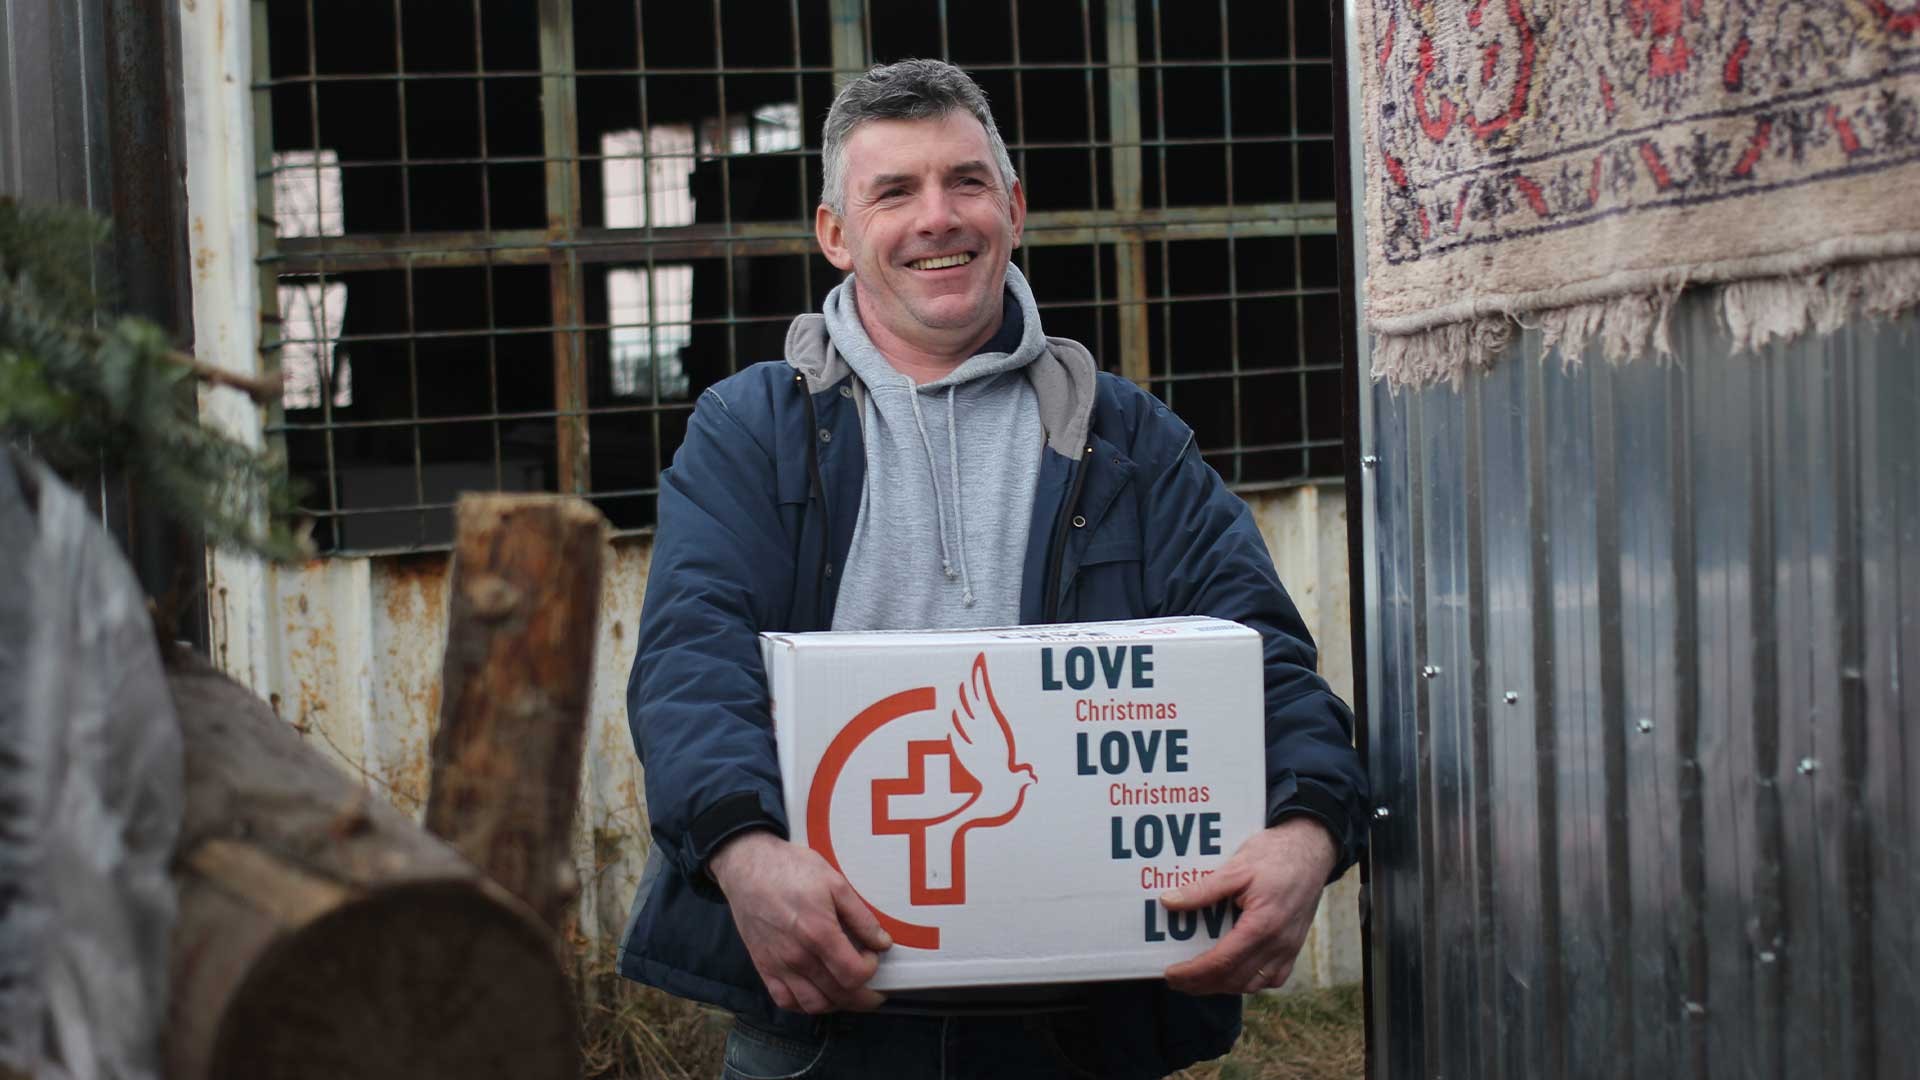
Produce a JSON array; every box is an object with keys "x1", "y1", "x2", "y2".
[{"x1": 253, "y1": 0, "x2": 1343, "y2": 553}]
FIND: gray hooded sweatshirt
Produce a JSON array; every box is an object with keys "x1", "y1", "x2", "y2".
[{"x1": 824, "y1": 262, "x2": 1050, "y2": 631}]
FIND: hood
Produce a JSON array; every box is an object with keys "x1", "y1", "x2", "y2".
[{"x1": 783, "y1": 262, "x2": 1099, "y2": 458}]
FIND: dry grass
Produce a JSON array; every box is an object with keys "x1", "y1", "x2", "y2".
[
  {"x1": 580, "y1": 972, "x2": 732, "y2": 1080},
  {"x1": 1172, "y1": 984, "x2": 1366, "y2": 1080},
  {"x1": 582, "y1": 978, "x2": 1364, "y2": 1080}
]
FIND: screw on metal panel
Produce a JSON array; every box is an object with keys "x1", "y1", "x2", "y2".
[
  {"x1": 1797, "y1": 757, "x2": 1819, "y2": 775},
  {"x1": 1637, "y1": 718, "x2": 1653, "y2": 733},
  {"x1": 1503, "y1": 690, "x2": 1519, "y2": 705},
  {"x1": 1374, "y1": 806, "x2": 1391, "y2": 820},
  {"x1": 1420, "y1": 665, "x2": 1442, "y2": 679},
  {"x1": 1361, "y1": 455, "x2": 1380, "y2": 468}
]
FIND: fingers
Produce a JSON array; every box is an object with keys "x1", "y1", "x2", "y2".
[
  {"x1": 1162, "y1": 824, "x2": 1335, "y2": 996},
  {"x1": 722, "y1": 839, "x2": 891, "y2": 1015},
  {"x1": 1164, "y1": 912, "x2": 1264, "y2": 991},
  {"x1": 839, "y1": 986, "x2": 888, "y2": 1012},
  {"x1": 807, "y1": 921, "x2": 881, "y2": 995},
  {"x1": 831, "y1": 878, "x2": 895, "y2": 954},
  {"x1": 1158, "y1": 863, "x2": 1243, "y2": 912},
  {"x1": 1248, "y1": 958, "x2": 1294, "y2": 994},
  {"x1": 1169, "y1": 941, "x2": 1288, "y2": 996},
  {"x1": 798, "y1": 872, "x2": 890, "y2": 1009},
  {"x1": 766, "y1": 969, "x2": 835, "y2": 1016},
  {"x1": 780, "y1": 909, "x2": 884, "y2": 1013},
  {"x1": 1165, "y1": 905, "x2": 1307, "y2": 995},
  {"x1": 763, "y1": 941, "x2": 879, "y2": 1014}
]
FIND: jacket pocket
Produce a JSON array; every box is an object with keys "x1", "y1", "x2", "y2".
[{"x1": 1065, "y1": 533, "x2": 1145, "y2": 618}]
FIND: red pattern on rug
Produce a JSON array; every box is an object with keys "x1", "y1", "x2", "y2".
[{"x1": 1365, "y1": 2, "x2": 1920, "y2": 270}]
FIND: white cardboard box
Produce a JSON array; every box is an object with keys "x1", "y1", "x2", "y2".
[{"x1": 761, "y1": 616, "x2": 1266, "y2": 991}]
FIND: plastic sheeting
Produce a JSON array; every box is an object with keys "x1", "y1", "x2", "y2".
[{"x1": 0, "y1": 450, "x2": 182, "y2": 1080}]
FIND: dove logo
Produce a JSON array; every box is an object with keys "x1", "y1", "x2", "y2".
[{"x1": 804, "y1": 653, "x2": 1036, "y2": 950}]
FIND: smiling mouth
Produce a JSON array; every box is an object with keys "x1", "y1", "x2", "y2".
[{"x1": 907, "y1": 252, "x2": 974, "y2": 270}]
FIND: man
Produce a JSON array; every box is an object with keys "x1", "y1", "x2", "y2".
[{"x1": 619, "y1": 59, "x2": 1367, "y2": 1078}]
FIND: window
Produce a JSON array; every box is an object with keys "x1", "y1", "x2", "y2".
[
  {"x1": 606, "y1": 266, "x2": 691, "y2": 399},
  {"x1": 277, "y1": 281, "x2": 350, "y2": 409},
  {"x1": 257, "y1": 0, "x2": 1343, "y2": 552}
]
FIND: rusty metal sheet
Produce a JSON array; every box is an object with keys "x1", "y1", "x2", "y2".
[{"x1": 262, "y1": 540, "x2": 651, "y2": 963}]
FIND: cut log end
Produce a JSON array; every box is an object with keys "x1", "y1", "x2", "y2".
[
  {"x1": 206, "y1": 883, "x2": 581, "y2": 1080},
  {"x1": 166, "y1": 653, "x2": 583, "y2": 1080}
]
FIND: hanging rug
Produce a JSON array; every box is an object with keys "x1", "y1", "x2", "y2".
[{"x1": 1355, "y1": 1, "x2": 1920, "y2": 386}]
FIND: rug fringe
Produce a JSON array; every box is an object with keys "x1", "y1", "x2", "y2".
[{"x1": 1371, "y1": 256, "x2": 1920, "y2": 388}]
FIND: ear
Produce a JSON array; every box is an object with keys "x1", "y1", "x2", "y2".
[
  {"x1": 1008, "y1": 180, "x2": 1027, "y2": 250},
  {"x1": 816, "y1": 204, "x2": 855, "y2": 271}
]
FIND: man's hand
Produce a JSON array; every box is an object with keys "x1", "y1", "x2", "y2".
[
  {"x1": 707, "y1": 830, "x2": 893, "y2": 1014},
  {"x1": 1160, "y1": 817, "x2": 1338, "y2": 995}
]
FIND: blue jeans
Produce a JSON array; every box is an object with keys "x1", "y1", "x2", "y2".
[{"x1": 719, "y1": 1010, "x2": 1103, "y2": 1080}]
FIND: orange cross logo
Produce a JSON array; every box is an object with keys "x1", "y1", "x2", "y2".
[{"x1": 806, "y1": 653, "x2": 1037, "y2": 949}]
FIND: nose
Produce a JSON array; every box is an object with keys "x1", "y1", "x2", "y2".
[{"x1": 913, "y1": 186, "x2": 961, "y2": 236}]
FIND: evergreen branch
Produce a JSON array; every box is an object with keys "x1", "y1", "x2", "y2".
[
  {"x1": 74, "y1": 324, "x2": 280, "y2": 403},
  {"x1": 0, "y1": 199, "x2": 309, "y2": 562},
  {"x1": 169, "y1": 349, "x2": 281, "y2": 403}
]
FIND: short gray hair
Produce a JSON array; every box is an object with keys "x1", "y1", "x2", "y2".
[{"x1": 819, "y1": 59, "x2": 1018, "y2": 216}]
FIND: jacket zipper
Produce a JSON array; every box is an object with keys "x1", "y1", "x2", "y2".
[
  {"x1": 1041, "y1": 442, "x2": 1094, "y2": 622},
  {"x1": 797, "y1": 372, "x2": 832, "y2": 627}
]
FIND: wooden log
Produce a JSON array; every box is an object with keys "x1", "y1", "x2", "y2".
[
  {"x1": 166, "y1": 655, "x2": 581, "y2": 1080},
  {"x1": 424, "y1": 494, "x2": 607, "y2": 931}
]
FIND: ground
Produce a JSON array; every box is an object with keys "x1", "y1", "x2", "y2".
[{"x1": 581, "y1": 975, "x2": 1365, "y2": 1079}]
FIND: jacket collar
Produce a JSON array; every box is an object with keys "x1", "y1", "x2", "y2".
[{"x1": 783, "y1": 306, "x2": 1097, "y2": 459}]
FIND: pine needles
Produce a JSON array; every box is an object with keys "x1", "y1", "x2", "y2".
[{"x1": 0, "y1": 198, "x2": 308, "y2": 560}]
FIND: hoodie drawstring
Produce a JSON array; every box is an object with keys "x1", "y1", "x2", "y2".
[
  {"x1": 906, "y1": 388, "x2": 960, "y2": 586},
  {"x1": 945, "y1": 385, "x2": 975, "y2": 607},
  {"x1": 903, "y1": 383, "x2": 978, "y2": 608}
]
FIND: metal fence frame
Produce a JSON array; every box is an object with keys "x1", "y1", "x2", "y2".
[{"x1": 248, "y1": 0, "x2": 1347, "y2": 554}]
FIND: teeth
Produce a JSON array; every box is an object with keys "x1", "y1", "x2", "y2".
[{"x1": 910, "y1": 253, "x2": 973, "y2": 270}]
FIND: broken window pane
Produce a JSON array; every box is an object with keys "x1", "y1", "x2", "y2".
[
  {"x1": 278, "y1": 280, "x2": 350, "y2": 410},
  {"x1": 272, "y1": 150, "x2": 344, "y2": 239}
]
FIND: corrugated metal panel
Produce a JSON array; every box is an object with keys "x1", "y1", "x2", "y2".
[
  {"x1": 259, "y1": 486, "x2": 1368, "y2": 982},
  {"x1": 0, "y1": 0, "x2": 109, "y2": 207},
  {"x1": 3, "y1": 0, "x2": 204, "y2": 638},
  {"x1": 1361, "y1": 296, "x2": 1920, "y2": 1078}
]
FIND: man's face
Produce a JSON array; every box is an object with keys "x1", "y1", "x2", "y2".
[{"x1": 816, "y1": 111, "x2": 1026, "y2": 360}]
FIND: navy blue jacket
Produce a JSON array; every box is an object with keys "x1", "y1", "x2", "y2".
[{"x1": 619, "y1": 323, "x2": 1367, "y2": 1079}]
